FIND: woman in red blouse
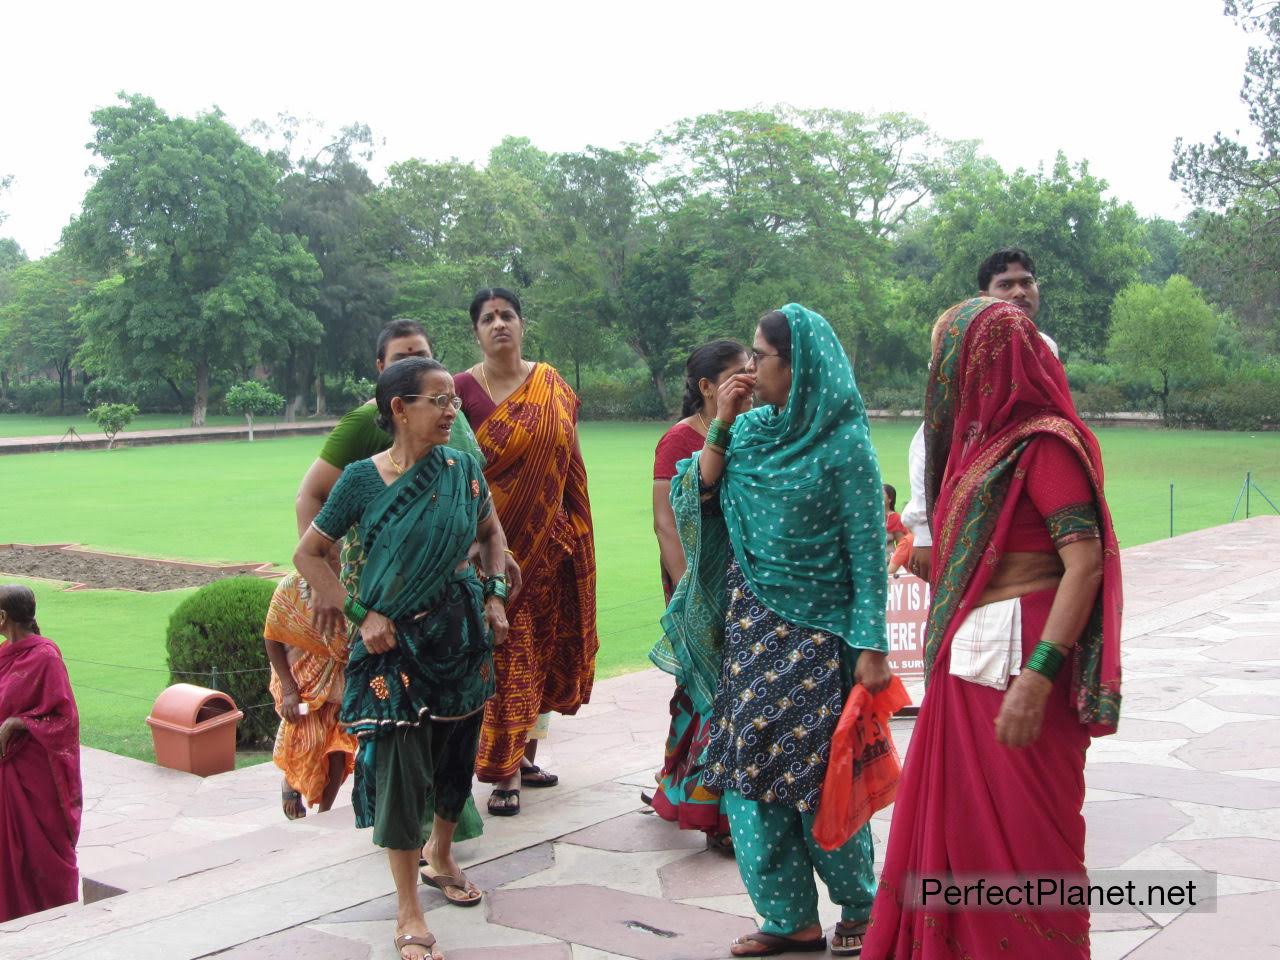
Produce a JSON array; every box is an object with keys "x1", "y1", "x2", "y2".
[{"x1": 647, "y1": 339, "x2": 748, "y2": 849}]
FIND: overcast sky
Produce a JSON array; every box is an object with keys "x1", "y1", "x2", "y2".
[{"x1": 0, "y1": 0, "x2": 1258, "y2": 258}]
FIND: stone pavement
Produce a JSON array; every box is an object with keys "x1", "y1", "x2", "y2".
[
  {"x1": 0, "y1": 419, "x2": 338, "y2": 455},
  {"x1": 2, "y1": 516, "x2": 1278, "y2": 959}
]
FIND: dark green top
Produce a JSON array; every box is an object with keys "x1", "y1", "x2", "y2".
[{"x1": 318, "y1": 401, "x2": 484, "y2": 470}]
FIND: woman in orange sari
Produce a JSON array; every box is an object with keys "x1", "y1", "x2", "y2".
[{"x1": 454, "y1": 288, "x2": 597, "y2": 816}]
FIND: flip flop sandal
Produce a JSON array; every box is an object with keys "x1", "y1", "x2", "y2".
[
  {"x1": 420, "y1": 866, "x2": 483, "y2": 907},
  {"x1": 487, "y1": 788, "x2": 520, "y2": 816},
  {"x1": 520, "y1": 764, "x2": 559, "y2": 787},
  {"x1": 731, "y1": 931, "x2": 826, "y2": 956},
  {"x1": 831, "y1": 920, "x2": 868, "y2": 956},
  {"x1": 393, "y1": 932, "x2": 439, "y2": 959},
  {"x1": 705, "y1": 831, "x2": 735, "y2": 856},
  {"x1": 281, "y1": 786, "x2": 306, "y2": 821}
]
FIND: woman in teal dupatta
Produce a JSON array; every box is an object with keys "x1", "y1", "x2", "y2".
[
  {"x1": 295, "y1": 357, "x2": 510, "y2": 960},
  {"x1": 660, "y1": 305, "x2": 892, "y2": 957}
]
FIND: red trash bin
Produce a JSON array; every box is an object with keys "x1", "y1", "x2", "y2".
[{"x1": 146, "y1": 683, "x2": 243, "y2": 776}]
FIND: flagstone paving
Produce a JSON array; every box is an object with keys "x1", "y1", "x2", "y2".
[{"x1": 2, "y1": 516, "x2": 1277, "y2": 959}]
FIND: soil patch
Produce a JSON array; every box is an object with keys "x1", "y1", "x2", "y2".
[{"x1": 0, "y1": 545, "x2": 275, "y2": 592}]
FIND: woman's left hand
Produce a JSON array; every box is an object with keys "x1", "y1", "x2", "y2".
[
  {"x1": 0, "y1": 717, "x2": 27, "y2": 758},
  {"x1": 485, "y1": 597, "x2": 509, "y2": 647},
  {"x1": 855, "y1": 650, "x2": 893, "y2": 695},
  {"x1": 995, "y1": 671, "x2": 1053, "y2": 748},
  {"x1": 361, "y1": 610, "x2": 398, "y2": 654},
  {"x1": 503, "y1": 553, "x2": 523, "y2": 604}
]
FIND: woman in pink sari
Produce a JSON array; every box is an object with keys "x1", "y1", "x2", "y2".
[
  {"x1": 863, "y1": 299, "x2": 1122, "y2": 959},
  {"x1": 0, "y1": 584, "x2": 83, "y2": 923}
]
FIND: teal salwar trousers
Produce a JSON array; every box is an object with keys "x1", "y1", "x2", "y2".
[{"x1": 724, "y1": 788, "x2": 876, "y2": 936}]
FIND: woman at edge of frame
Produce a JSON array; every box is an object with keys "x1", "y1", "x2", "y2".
[{"x1": 862, "y1": 297, "x2": 1122, "y2": 960}]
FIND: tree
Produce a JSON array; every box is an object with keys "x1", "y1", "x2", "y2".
[
  {"x1": 902, "y1": 153, "x2": 1148, "y2": 359},
  {"x1": 1107, "y1": 275, "x2": 1218, "y2": 421},
  {"x1": 266, "y1": 119, "x2": 394, "y2": 418},
  {"x1": 88, "y1": 402, "x2": 138, "y2": 449},
  {"x1": 0, "y1": 254, "x2": 92, "y2": 412},
  {"x1": 225, "y1": 380, "x2": 284, "y2": 441},
  {"x1": 1173, "y1": 2, "x2": 1280, "y2": 353},
  {"x1": 0, "y1": 237, "x2": 28, "y2": 401},
  {"x1": 64, "y1": 94, "x2": 322, "y2": 426}
]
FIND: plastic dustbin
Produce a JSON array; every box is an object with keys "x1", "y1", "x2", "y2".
[{"x1": 146, "y1": 683, "x2": 244, "y2": 776}]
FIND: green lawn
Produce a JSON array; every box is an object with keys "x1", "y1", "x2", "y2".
[
  {"x1": 0, "y1": 412, "x2": 250, "y2": 438},
  {"x1": 2, "y1": 421, "x2": 1277, "y2": 761}
]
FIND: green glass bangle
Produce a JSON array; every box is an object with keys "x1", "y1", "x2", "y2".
[
  {"x1": 484, "y1": 577, "x2": 510, "y2": 603},
  {"x1": 1024, "y1": 641, "x2": 1065, "y2": 680},
  {"x1": 343, "y1": 595, "x2": 369, "y2": 625},
  {"x1": 706, "y1": 422, "x2": 732, "y2": 449}
]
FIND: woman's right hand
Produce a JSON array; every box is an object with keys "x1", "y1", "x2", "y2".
[
  {"x1": 0, "y1": 717, "x2": 26, "y2": 759},
  {"x1": 360, "y1": 610, "x2": 398, "y2": 654},
  {"x1": 279, "y1": 688, "x2": 302, "y2": 723},
  {"x1": 311, "y1": 598, "x2": 346, "y2": 639},
  {"x1": 485, "y1": 596, "x2": 509, "y2": 647},
  {"x1": 714, "y1": 373, "x2": 756, "y2": 425}
]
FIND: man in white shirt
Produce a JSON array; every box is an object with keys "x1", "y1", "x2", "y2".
[{"x1": 902, "y1": 248, "x2": 1058, "y2": 580}]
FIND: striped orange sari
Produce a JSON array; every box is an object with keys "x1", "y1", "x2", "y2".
[
  {"x1": 474, "y1": 363, "x2": 598, "y2": 782},
  {"x1": 265, "y1": 573, "x2": 356, "y2": 806}
]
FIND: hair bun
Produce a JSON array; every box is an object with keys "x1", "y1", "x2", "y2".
[{"x1": 375, "y1": 413, "x2": 391, "y2": 433}]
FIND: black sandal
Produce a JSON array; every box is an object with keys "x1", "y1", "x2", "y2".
[
  {"x1": 519, "y1": 764, "x2": 559, "y2": 788},
  {"x1": 487, "y1": 788, "x2": 520, "y2": 816},
  {"x1": 730, "y1": 931, "x2": 826, "y2": 955},
  {"x1": 831, "y1": 920, "x2": 868, "y2": 956}
]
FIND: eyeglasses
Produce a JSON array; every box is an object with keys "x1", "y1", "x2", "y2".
[
  {"x1": 750, "y1": 349, "x2": 784, "y2": 365},
  {"x1": 403, "y1": 394, "x2": 463, "y2": 410}
]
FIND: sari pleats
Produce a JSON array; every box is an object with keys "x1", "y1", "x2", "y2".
[
  {"x1": 865, "y1": 591, "x2": 1091, "y2": 959},
  {"x1": 473, "y1": 364, "x2": 597, "y2": 781}
]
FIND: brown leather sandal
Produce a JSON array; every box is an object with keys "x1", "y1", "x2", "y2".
[
  {"x1": 831, "y1": 919, "x2": 868, "y2": 956},
  {"x1": 394, "y1": 931, "x2": 439, "y2": 959},
  {"x1": 730, "y1": 931, "x2": 826, "y2": 955}
]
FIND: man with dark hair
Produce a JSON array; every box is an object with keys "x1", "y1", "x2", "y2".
[
  {"x1": 903, "y1": 249, "x2": 1058, "y2": 580},
  {"x1": 296, "y1": 319, "x2": 451, "y2": 530},
  {"x1": 977, "y1": 248, "x2": 1040, "y2": 324}
]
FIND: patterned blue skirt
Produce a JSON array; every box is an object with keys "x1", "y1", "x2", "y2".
[{"x1": 703, "y1": 559, "x2": 846, "y2": 813}]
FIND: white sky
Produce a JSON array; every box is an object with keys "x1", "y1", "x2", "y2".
[{"x1": 0, "y1": 0, "x2": 1258, "y2": 258}]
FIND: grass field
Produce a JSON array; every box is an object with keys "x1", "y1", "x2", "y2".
[
  {"x1": 2, "y1": 420, "x2": 1277, "y2": 761},
  {"x1": 0, "y1": 412, "x2": 249, "y2": 438}
]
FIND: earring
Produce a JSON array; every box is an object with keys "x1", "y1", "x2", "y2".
[{"x1": 401, "y1": 416, "x2": 408, "y2": 424}]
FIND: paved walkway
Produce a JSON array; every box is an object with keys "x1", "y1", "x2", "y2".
[
  {"x1": 0, "y1": 419, "x2": 339, "y2": 454},
  {"x1": 2, "y1": 517, "x2": 1279, "y2": 959}
]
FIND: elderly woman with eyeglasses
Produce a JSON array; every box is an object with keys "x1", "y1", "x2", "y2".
[{"x1": 295, "y1": 357, "x2": 510, "y2": 960}]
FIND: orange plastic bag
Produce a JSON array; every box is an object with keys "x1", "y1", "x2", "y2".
[{"x1": 813, "y1": 675, "x2": 912, "y2": 851}]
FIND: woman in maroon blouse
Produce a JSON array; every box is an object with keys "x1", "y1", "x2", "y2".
[{"x1": 646, "y1": 339, "x2": 748, "y2": 850}]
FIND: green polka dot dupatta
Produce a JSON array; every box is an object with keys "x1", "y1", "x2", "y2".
[{"x1": 721, "y1": 303, "x2": 888, "y2": 652}]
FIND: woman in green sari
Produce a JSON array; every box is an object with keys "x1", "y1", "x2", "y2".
[
  {"x1": 663, "y1": 305, "x2": 892, "y2": 957},
  {"x1": 295, "y1": 357, "x2": 510, "y2": 960}
]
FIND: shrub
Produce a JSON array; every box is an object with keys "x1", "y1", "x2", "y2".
[
  {"x1": 1073, "y1": 384, "x2": 1129, "y2": 416},
  {"x1": 578, "y1": 374, "x2": 668, "y2": 420},
  {"x1": 224, "y1": 380, "x2": 285, "y2": 441},
  {"x1": 87, "y1": 402, "x2": 138, "y2": 448},
  {"x1": 166, "y1": 577, "x2": 279, "y2": 746},
  {"x1": 11, "y1": 378, "x2": 62, "y2": 414},
  {"x1": 1166, "y1": 377, "x2": 1280, "y2": 431},
  {"x1": 84, "y1": 376, "x2": 138, "y2": 407},
  {"x1": 864, "y1": 386, "x2": 925, "y2": 415}
]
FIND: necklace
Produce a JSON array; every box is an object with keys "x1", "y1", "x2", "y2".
[
  {"x1": 478, "y1": 360, "x2": 530, "y2": 401},
  {"x1": 387, "y1": 447, "x2": 405, "y2": 476},
  {"x1": 695, "y1": 411, "x2": 710, "y2": 434}
]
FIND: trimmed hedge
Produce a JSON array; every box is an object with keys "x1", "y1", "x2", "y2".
[
  {"x1": 578, "y1": 375, "x2": 668, "y2": 420},
  {"x1": 166, "y1": 576, "x2": 279, "y2": 745},
  {"x1": 1166, "y1": 379, "x2": 1280, "y2": 431}
]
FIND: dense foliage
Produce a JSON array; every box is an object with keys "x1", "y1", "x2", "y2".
[
  {"x1": 165, "y1": 576, "x2": 278, "y2": 744},
  {"x1": 1, "y1": 10, "x2": 1277, "y2": 427}
]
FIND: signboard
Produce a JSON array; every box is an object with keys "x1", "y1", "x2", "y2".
[{"x1": 886, "y1": 572, "x2": 930, "y2": 683}]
